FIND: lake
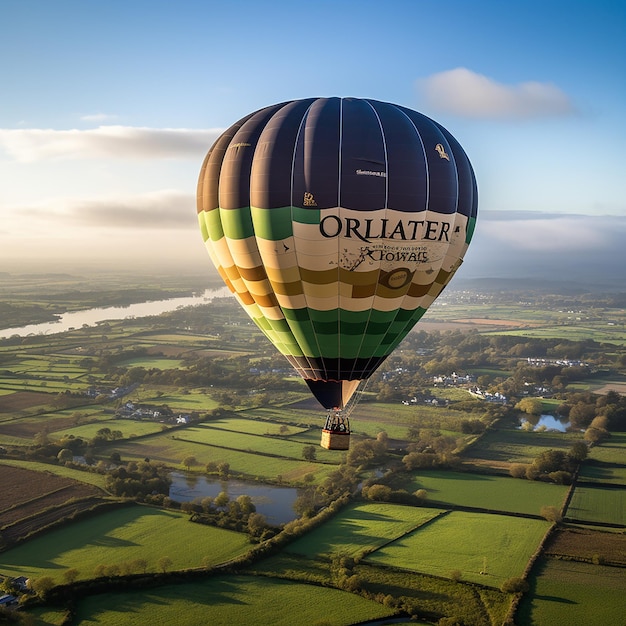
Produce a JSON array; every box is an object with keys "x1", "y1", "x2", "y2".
[
  {"x1": 0, "y1": 287, "x2": 231, "y2": 339},
  {"x1": 169, "y1": 471, "x2": 300, "y2": 525}
]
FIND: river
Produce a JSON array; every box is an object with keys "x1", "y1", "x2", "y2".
[{"x1": 0, "y1": 286, "x2": 232, "y2": 339}]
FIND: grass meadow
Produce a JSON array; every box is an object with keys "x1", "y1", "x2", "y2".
[
  {"x1": 518, "y1": 557, "x2": 626, "y2": 626},
  {"x1": 466, "y1": 426, "x2": 583, "y2": 464},
  {"x1": 284, "y1": 502, "x2": 444, "y2": 559},
  {"x1": 51, "y1": 417, "x2": 166, "y2": 440},
  {"x1": 0, "y1": 505, "x2": 250, "y2": 582},
  {"x1": 72, "y1": 574, "x2": 398, "y2": 626},
  {"x1": 565, "y1": 485, "x2": 626, "y2": 526},
  {"x1": 178, "y1": 424, "x2": 340, "y2": 464},
  {"x1": 108, "y1": 433, "x2": 339, "y2": 483},
  {"x1": 365, "y1": 510, "x2": 550, "y2": 587},
  {"x1": 397, "y1": 469, "x2": 569, "y2": 515}
]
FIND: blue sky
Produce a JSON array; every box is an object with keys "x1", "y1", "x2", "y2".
[{"x1": 0, "y1": 0, "x2": 624, "y2": 283}]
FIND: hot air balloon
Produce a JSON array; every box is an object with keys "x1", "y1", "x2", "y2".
[{"x1": 197, "y1": 97, "x2": 477, "y2": 449}]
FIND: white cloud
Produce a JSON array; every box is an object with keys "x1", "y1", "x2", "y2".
[
  {"x1": 80, "y1": 113, "x2": 119, "y2": 122},
  {"x1": 0, "y1": 126, "x2": 224, "y2": 162},
  {"x1": 419, "y1": 68, "x2": 577, "y2": 119}
]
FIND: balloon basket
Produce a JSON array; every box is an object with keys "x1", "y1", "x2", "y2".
[
  {"x1": 320, "y1": 411, "x2": 350, "y2": 450},
  {"x1": 321, "y1": 429, "x2": 350, "y2": 450}
]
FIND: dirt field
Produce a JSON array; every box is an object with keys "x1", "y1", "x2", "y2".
[
  {"x1": 0, "y1": 391, "x2": 50, "y2": 413},
  {"x1": 0, "y1": 415, "x2": 77, "y2": 438},
  {"x1": 545, "y1": 527, "x2": 626, "y2": 566},
  {"x1": 595, "y1": 383, "x2": 626, "y2": 395},
  {"x1": 0, "y1": 465, "x2": 106, "y2": 548}
]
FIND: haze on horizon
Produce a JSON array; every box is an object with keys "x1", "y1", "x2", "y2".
[{"x1": 0, "y1": 1, "x2": 624, "y2": 288}]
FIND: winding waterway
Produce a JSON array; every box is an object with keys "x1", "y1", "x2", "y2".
[{"x1": 0, "y1": 286, "x2": 231, "y2": 339}]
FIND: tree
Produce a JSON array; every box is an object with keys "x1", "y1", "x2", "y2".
[
  {"x1": 515, "y1": 398, "x2": 543, "y2": 416},
  {"x1": 247, "y1": 512, "x2": 269, "y2": 537},
  {"x1": 365, "y1": 484, "x2": 392, "y2": 501},
  {"x1": 413, "y1": 488, "x2": 428, "y2": 501},
  {"x1": 302, "y1": 445, "x2": 317, "y2": 461},
  {"x1": 31, "y1": 576, "x2": 55, "y2": 599},
  {"x1": 569, "y1": 441, "x2": 589, "y2": 462},
  {"x1": 500, "y1": 577, "x2": 529, "y2": 594},
  {"x1": 157, "y1": 556, "x2": 173, "y2": 573},
  {"x1": 182, "y1": 455, "x2": 197, "y2": 470},
  {"x1": 540, "y1": 505, "x2": 562, "y2": 523},
  {"x1": 57, "y1": 448, "x2": 73, "y2": 463},
  {"x1": 63, "y1": 568, "x2": 79, "y2": 584},
  {"x1": 509, "y1": 463, "x2": 529, "y2": 479},
  {"x1": 217, "y1": 462, "x2": 230, "y2": 478}
]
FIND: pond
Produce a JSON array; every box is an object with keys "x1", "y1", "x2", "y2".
[
  {"x1": 169, "y1": 471, "x2": 300, "y2": 525},
  {"x1": 519, "y1": 414, "x2": 571, "y2": 432}
]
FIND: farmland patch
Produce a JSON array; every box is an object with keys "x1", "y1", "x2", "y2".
[
  {"x1": 72, "y1": 574, "x2": 397, "y2": 626},
  {"x1": 365, "y1": 510, "x2": 550, "y2": 587},
  {"x1": 398, "y1": 469, "x2": 569, "y2": 515},
  {"x1": 0, "y1": 505, "x2": 250, "y2": 581},
  {"x1": 284, "y1": 502, "x2": 443, "y2": 559},
  {"x1": 544, "y1": 527, "x2": 626, "y2": 566},
  {"x1": 519, "y1": 557, "x2": 626, "y2": 626},
  {"x1": 565, "y1": 484, "x2": 626, "y2": 526}
]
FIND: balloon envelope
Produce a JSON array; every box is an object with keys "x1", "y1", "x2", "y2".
[{"x1": 197, "y1": 97, "x2": 477, "y2": 409}]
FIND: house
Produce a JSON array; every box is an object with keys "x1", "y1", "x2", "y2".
[
  {"x1": 12, "y1": 576, "x2": 29, "y2": 591},
  {"x1": 0, "y1": 594, "x2": 18, "y2": 607}
]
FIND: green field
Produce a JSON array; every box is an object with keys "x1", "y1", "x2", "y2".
[
  {"x1": 202, "y1": 416, "x2": 309, "y2": 437},
  {"x1": 117, "y1": 356, "x2": 186, "y2": 369},
  {"x1": 178, "y1": 424, "x2": 339, "y2": 463},
  {"x1": 71, "y1": 574, "x2": 397, "y2": 626},
  {"x1": 108, "y1": 433, "x2": 339, "y2": 483},
  {"x1": 365, "y1": 510, "x2": 550, "y2": 587},
  {"x1": 587, "y1": 432, "x2": 626, "y2": 465},
  {"x1": 518, "y1": 557, "x2": 626, "y2": 626},
  {"x1": 0, "y1": 505, "x2": 251, "y2": 582},
  {"x1": 578, "y1": 460, "x2": 626, "y2": 485},
  {"x1": 51, "y1": 417, "x2": 166, "y2": 440},
  {"x1": 398, "y1": 469, "x2": 569, "y2": 515},
  {"x1": 467, "y1": 427, "x2": 583, "y2": 464},
  {"x1": 285, "y1": 502, "x2": 443, "y2": 559},
  {"x1": 565, "y1": 485, "x2": 626, "y2": 526}
]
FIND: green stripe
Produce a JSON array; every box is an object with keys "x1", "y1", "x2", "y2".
[
  {"x1": 202, "y1": 209, "x2": 225, "y2": 242},
  {"x1": 220, "y1": 207, "x2": 255, "y2": 239},
  {"x1": 251, "y1": 206, "x2": 294, "y2": 240},
  {"x1": 466, "y1": 216, "x2": 477, "y2": 244},
  {"x1": 251, "y1": 305, "x2": 430, "y2": 361},
  {"x1": 292, "y1": 206, "x2": 320, "y2": 225}
]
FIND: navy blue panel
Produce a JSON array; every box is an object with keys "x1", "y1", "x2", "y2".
[
  {"x1": 305, "y1": 380, "x2": 345, "y2": 409},
  {"x1": 369, "y1": 100, "x2": 428, "y2": 214},
  {"x1": 397, "y1": 106, "x2": 458, "y2": 215},
  {"x1": 292, "y1": 97, "x2": 342, "y2": 210},
  {"x1": 250, "y1": 98, "x2": 317, "y2": 210},
  {"x1": 340, "y1": 98, "x2": 387, "y2": 211},
  {"x1": 436, "y1": 123, "x2": 477, "y2": 219},
  {"x1": 219, "y1": 104, "x2": 285, "y2": 210}
]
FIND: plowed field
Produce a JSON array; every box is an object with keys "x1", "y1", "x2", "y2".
[{"x1": 0, "y1": 465, "x2": 105, "y2": 548}]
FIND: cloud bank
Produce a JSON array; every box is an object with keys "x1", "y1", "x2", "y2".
[
  {"x1": 461, "y1": 211, "x2": 626, "y2": 286},
  {"x1": 15, "y1": 190, "x2": 197, "y2": 230},
  {"x1": 419, "y1": 68, "x2": 577, "y2": 119},
  {"x1": 0, "y1": 126, "x2": 223, "y2": 162}
]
